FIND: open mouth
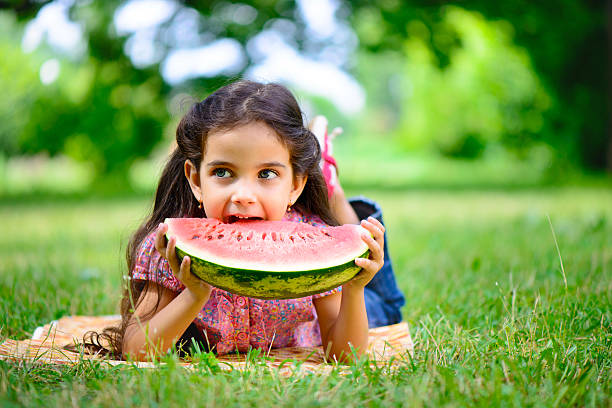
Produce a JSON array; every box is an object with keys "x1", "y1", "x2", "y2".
[{"x1": 226, "y1": 215, "x2": 263, "y2": 224}]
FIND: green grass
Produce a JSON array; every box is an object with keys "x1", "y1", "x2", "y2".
[{"x1": 0, "y1": 187, "x2": 610, "y2": 406}]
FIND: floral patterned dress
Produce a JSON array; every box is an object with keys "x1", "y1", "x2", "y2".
[{"x1": 131, "y1": 208, "x2": 340, "y2": 355}]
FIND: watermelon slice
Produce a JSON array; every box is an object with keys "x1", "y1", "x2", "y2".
[{"x1": 165, "y1": 218, "x2": 369, "y2": 299}]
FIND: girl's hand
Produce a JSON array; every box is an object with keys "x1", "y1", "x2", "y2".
[
  {"x1": 155, "y1": 223, "x2": 212, "y2": 301},
  {"x1": 346, "y1": 217, "x2": 386, "y2": 289}
]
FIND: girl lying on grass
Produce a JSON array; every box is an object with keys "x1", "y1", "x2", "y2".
[{"x1": 94, "y1": 80, "x2": 404, "y2": 362}]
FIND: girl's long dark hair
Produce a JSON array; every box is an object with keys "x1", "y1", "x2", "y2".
[{"x1": 77, "y1": 80, "x2": 337, "y2": 358}]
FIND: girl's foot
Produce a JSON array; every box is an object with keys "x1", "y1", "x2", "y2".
[{"x1": 309, "y1": 115, "x2": 342, "y2": 198}]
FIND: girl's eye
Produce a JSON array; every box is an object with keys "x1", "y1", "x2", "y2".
[
  {"x1": 259, "y1": 169, "x2": 279, "y2": 179},
  {"x1": 212, "y1": 168, "x2": 231, "y2": 178}
]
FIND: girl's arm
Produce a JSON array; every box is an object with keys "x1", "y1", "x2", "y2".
[
  {"x1": 313, "y1": 286, "x2": 368, "y2": 362},
  {"x1": 123, "y1": 225, "x2": 212, "y2": 360},
  {"x1": 314, "y1": 217, "x2": 386, "y2": 362},
  {"x1": 122, "y1": 281, "x2": 209, "y2": 360}
]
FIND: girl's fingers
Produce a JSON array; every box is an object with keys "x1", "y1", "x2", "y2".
[
  {"x1": 360, "y1": 218, "x2": 385, "y2": 241},
  {"x1": 355, "y1": 257, "x2": 381, "y2": 273},
  {"x1": 355, "y1": 257, "x2": 369, "y2": 267},
  {"x1": 367, "y1": 217, "x2": 385, "y2": 233},
  {"x1": 155, "y1": 223, "x2": 168, "y2": 254},
  {"x1": 360, "y1": 232, "x2": 383, "y2": 264},
  {"x1": 177, "y1": 255, "x2": 190, "y2": 280},
  {"x1": 166, "y1": 236, "x2": 180, "y2": 274}
]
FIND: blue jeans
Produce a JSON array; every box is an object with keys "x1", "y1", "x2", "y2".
[{"x1": 349, "y1": 197, "x2": 405, "y2": 328}]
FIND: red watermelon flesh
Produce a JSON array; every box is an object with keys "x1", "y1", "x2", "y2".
[{"x1": 165, "y1": 218, "x2": 369, "y2": 273}]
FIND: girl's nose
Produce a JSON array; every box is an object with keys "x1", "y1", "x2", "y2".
[{"x1": 230, "y1": 182, "x2": 257, "y2": 206}]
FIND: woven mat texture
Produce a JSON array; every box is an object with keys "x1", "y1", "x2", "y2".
[{"x1": 0, "y1": 315, "x2": 413, "y2": 375}]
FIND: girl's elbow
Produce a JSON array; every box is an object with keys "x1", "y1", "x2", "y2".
[
  {"x1": 324, "y1": 342, "x2": 365, "y2": 364},
  {"x1": 122, "y1": 329, "x2": 152, "y2": 361},
  {"x1": 122, "y1": 331, "x2": 174, "y2": 361},
  {"x1": 122, "y1": 338, "x2": 144, "y2": 361},
  {"x1": 122, "y1": 340, "x2": 160, "y2": 362}
]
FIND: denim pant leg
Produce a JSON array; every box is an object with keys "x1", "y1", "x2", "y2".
[{"x1": 349, "y1": 196, "x2": 405, "y2": 328}]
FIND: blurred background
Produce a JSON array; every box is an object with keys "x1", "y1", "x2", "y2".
[{"x1": 0, "y1": 0, "x2": 610, "y2": 195}]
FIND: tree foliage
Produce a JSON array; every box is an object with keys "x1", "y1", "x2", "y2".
[
  {"x1": 391, "y1": 7, "x2": 550, "y2": 158},
  {"x1": 2, "y1": 0, "x2": 342, "y2": 179},
  {"x1": 0, "y1": 0, "x2": 610, "y2": 176},
  {"x1": 349, "y1": 0, "x2": 609, "y2": 168}
]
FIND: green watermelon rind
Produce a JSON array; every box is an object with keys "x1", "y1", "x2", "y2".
[{"x1": 174, "y1": 245, "x2": 370, "y2": 300}]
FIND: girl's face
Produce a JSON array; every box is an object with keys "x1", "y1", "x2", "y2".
[{"x1": 185, "y1": 121, "x2": 307, "y2": 223}]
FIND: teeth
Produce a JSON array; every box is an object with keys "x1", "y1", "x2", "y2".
[{"x1": 227, "y1": 215, "x2": 261, "y2": 223}]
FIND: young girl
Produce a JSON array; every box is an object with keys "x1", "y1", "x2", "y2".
[{"x1": 105, "y1": 80, "x2": 404, "y2": 362}]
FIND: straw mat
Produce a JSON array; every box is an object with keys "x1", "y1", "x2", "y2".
[{"x1": 0, "y1": 315, "x2": 413, "y2": 375}]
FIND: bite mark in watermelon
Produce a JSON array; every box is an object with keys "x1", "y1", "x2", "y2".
[{"x1": 165, "y1": 218, "x2": 369, "y2": 299}]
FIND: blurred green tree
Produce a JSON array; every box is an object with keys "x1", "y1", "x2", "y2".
[
  {"x1": 350, "y1": 0, "x2": 610, "y2": 169},
  {"x1": 1, "y1": 0, "x2": 308, "y2": 185},
  {"x1": 392, "y1": 7, "x2": 550, "y2": 158},
  {"x1": 0, "y1": 12, "x2": 42, "y2": 156}
]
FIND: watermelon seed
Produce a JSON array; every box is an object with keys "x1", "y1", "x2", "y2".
[
  {"x1": 207, "y1": 235, "x2": 213, "y2": 240},
  {"x1": 289, "y1": 235, "x2": 295, "y2": 243},
  {"x1": 262, "y1": 232, "x2": 267, "y2": 240},
  {"x1": 271, "y1": 232, "x2": 277, "y2": 241},
  {"x1": 236, "y1": 234, "x2": 242, "y2": 241},
  {"x1": 192, "y1": 235, "x2": 200, "y2": 240},
  {"x1": 217, "y1": 234, "x2": 224, "y2": 239}
]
